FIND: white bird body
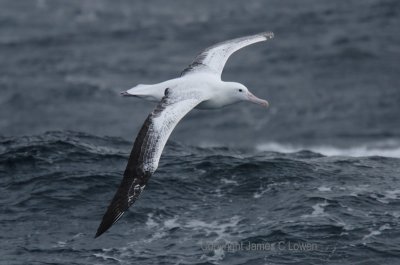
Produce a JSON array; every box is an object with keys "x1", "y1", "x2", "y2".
[
  {"x1": 126, "y1": 74, "x2": 251, "y2": 109},
  {"x1": 96, "y1": 32, "x2": 274, "y2": 237}
]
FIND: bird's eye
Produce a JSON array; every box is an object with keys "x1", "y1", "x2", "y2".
[{"x1": 238, "y1": 89, "x2": 243, "y2": 92}]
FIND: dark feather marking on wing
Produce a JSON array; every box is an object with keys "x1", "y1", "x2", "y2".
[
  {"x1": 180, "y1": 62, "x2": 206, "y2": 76},
  {"x1": 180, "y1": 38, "x2": 240, "y2": 76},
  {"x1": 95, "y1": 96, "x2": 170, "y2": 238},
  {"x1": 181, "y1": 32, "x2": 273, "y2": 76}
]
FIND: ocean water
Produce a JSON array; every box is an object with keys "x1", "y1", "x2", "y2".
[{"x1": 1, "y1": 0, "x2": 400, "y2": 264}]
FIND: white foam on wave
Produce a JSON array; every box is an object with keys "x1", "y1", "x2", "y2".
[
  {"x1": 370, "y1": 189, "x2": 400, "y2": 204},
  {"x1": 317, "y1": 186, "x2": 332, "y2": 192},
  {"x1": 200, "y1": 247, "x2": 225, "y2": 263},
  {"x1": 257, "y1": 141, "x2": 400, "y2": 158},
  {"x1": 143, "y1": 214, "x2": 241, "y2": 242},
  {"x1": 362, "y1": 224, "x2": 391, "y2": 241},
  {"x1": 141, "y1": 214, "x2": 242, "y2": 263},
  {"x1": 220, "y1": 178, "x2": 239, "y2": 185},
  {"x1": 253, "y1": 186, "x2": 272, "y2": 199},
  {"x1": 145, "y1": 213, "x2": 158, "y2": 228},
  {"x1": 302, "y1": 201, "x2": 329, "y2": 218},
  {"x1": 185, "y1": 215, "x2": 241, "y2": 240}
]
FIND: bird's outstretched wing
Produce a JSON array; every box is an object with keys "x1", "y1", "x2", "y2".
[
  {"x1": 181, "y1": 32, "x2": 274, "y2": 77},
  {"x1": 95, "y1": 88, "x2": 205, "y2": 238}
]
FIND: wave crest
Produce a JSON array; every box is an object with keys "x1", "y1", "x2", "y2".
[{"x1": 257, "y1": 141, "x2": 400, "y2": 158}]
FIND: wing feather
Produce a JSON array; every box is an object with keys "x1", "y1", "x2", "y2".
[
  {"x1": 95, "y1": 89, "x2": 204, "y2": 237},
  {"x1": 181, "y1": 32, "x2": 274, "y2": 76}
]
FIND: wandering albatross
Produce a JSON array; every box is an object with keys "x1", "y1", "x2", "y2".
[{"x1": 95, "y1": 32, "x2": 274, "y2": 238}]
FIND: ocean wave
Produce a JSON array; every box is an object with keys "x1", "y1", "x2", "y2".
[
  {"x1": 257, "y1": 141, "x2": 400, "y2": 158},
  {"x1": 0, "y1": 131, "x2": 128, "y2": 163},
  {"x1": 1, "y1": 131, "x2": 400, "y2": 264}
]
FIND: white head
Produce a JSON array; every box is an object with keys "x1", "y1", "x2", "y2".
[{"x1": 224, "y1": 82, "x2": 269, "y2": 108}]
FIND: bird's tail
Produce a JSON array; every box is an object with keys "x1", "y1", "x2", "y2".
[{"x1": 120, "y1": 84, "x2": 165, "y2": 102}]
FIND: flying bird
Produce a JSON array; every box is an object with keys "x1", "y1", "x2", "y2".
[{"x1": 95, "y1": 32, "x2": 274, "y2": 237}]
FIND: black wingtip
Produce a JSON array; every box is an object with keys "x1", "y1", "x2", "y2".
[
  {"x1": 94, "y1": 210, "x2": 125, "y2": 239},
  {"x1": 94, "y1": 230, "x2": 103, "y2": 238},
  {"x1": 94, "y1": 219, "x2": 112, "y2": 239},
  {"x1": 94, "y1": 225, "x2": 105, "y2": 238}
]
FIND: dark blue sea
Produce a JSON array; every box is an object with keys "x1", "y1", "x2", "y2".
[{"x1": 1, "y1": 0, "x2": 400, "y2": 264}]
